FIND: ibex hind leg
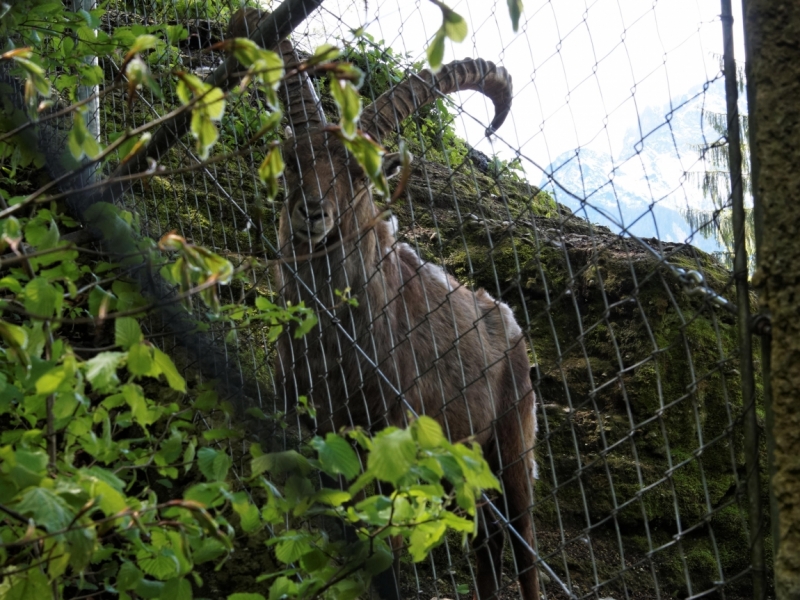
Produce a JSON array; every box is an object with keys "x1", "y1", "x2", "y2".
[
  {"x1": 369, "y1": 481, "x2": 402, "y2": 600},
  {"x1": 473, "y1": 505, "x2": 506, "y2": 600},
  {"x1": 497, "y1": 405, "x2": 539, "y2": 599},
  {"x1": 502, "y1": 467, "x2": 539, "y2": 600},
  {"x1": 369, "y1": 534, "x2": 402, "y2": 600}
]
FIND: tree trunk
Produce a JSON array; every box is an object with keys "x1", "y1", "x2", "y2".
[{"x1": 745, "y1": 0, "x2": 800, "y2": 597}]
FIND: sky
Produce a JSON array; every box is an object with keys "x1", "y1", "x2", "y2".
[{"x1": 290, "y1": 0, "x2": 747, "y2": 185}]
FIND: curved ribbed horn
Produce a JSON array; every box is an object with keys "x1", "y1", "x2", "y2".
[
  {"x1": 361, "y1": 58, "x2": 512, "y2": 140},
  {"x1": 228, "y1": 7, "x2": 326, "y2": 134}
]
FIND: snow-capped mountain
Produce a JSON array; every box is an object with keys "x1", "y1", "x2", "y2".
[{"x1": 539, "y1": 80, "x2": 744, "y2": 255}]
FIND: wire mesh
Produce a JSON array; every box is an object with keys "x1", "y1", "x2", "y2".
[{"x1": 40, "y1": 0, "x2": 768, "y2": 598}]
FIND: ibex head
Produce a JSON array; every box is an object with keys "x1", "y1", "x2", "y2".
[
  {"x1": 228, "y1": 8, "x2": 513, "y2": 248},
  {"x1": 281, "y1": 132, "x2": 405, "y2": 246},
  {"x1": 280, "y1": 56, "x2": 513, "y2": 248}
]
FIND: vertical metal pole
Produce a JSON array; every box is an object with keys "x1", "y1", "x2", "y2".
[
  {"x1": 740, "y1": 0, "x2": 778, "y2": 567},
  {"x1": 720, "y1": 1, "x2": 765, "y2": 598},
  {"x1": 71, "y1": 0, "x2": 99, "y2": 185}
]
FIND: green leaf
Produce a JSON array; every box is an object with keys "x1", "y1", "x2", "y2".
[
  {"x1": 34, "y1": 364, "x2": 69, "y2": 395},
  {"x1": 93, "y1": 478, "x2": 128, "y2": 516},
  {"x1": 138, "y1": 550, "x2": 180, "y2": 581},
  {"x1": 1, "y1": 449, "x2": 46, "y2": 494},
  {"x1": 192, "y1": 390, "x2": 217, "y2": 411},
  {"x1": 312, "y1": 488, "x2": 351, "y2": 506},
  {"x1": 1, "y1": 215, "x2": 22, "y2": 244},
  {"x1": 190, "y1": 110, "x2": 218, "y2": 160},
  {"x1": 14, "y1": 487, "x2": 73, "y2": 533},
  {"x1": 330, "y1": 79, "x2": 362, "y2": 139},
  {"x1": 367, "y1": 428, "x2": 417, "y2": 485},
  {"x1": 23, "y1": 277, "x2": 58, "y2": 317},
  {"x1": 300, "y1": 547, "x2": 329, "y2": 572},
  {"x1": 135, "y1": 578, "x2": 165, "y2": 598},
  {"x1": 193, "y1": 537, "x2": 228, "y2": 564},
  {"x1": 251, "y1": 50, "x2": 285, "y2": 91},
  {"x1": 312, "y1": 43, "x2": 340, "y2": 63},
  {"x1": 293, "y1": 311, "x2": 318, "y2": 338},
  {"x1": 232, "y1": 493, "x2": 261, "y2": 533},
  {"x1": 176, "y1": 76, "x2": 194, "y2": 105},
  {"x1": 84, "y1": 351, "x2": 125, "y2": 393},
  {"x1": 0, "y1": 320, "x2": 27, "y2": 351},
  {"x1": 66, "y1": 526, "x2": 95, "y2": 570},
  {"x1": 0, "y1": 275, "x2": 23, "y2": 294},
  {"x1": 200, "y1": 86, "x2": 226, "y2": 121},
  {"x1": 443, "y1": 9, "x2": 468, "y2": 42},
  {"x1": 83, "y1": 465, "x2": 125, "y2": 491},
  {"x1": 127, "y1": 342, "x2": 155, "y2": 376},
  {"x1": 231, "y1": 38, "x2": 263, "y2": 67},
  {"x1": 267, "y1": 578, "x2": 296, "y2": 600},
  {"x1": 153, "y1": 347, "x2": 186, "y2": 392},
  {"x1": 441, "y1": 510, "x2": 474, "y2": 532},
  {"x1": 274, "y1": 531, "x2": 312, "y2": 564},
  {"x1": 258, "y1": 147, "x2": 284, "y2": 200},
  {"x1": 78, "y1": 64, "x2": 104, "y2": 86},
  {"x1": 182, "y1": 437, "x2": 196, "y2": 473},
  {"x1": 329, "y1": 579, "x2": 364, "y2": 600},
  {"x1": 122, "y1": 383, "x2": 157, "y2": 426},
  {"x1": 412, "y1": 415, "x2": 444, "y2": 449},
  {"x1": 343, "y1": 135, "x2": 389, "y2": 197},
  {"x1": 311, "y1": 433, "x2": 360, "y2": 479},
  {"x1": 129, "y1": 34, "x2": 158, "y2": 54},
  {"x1": 3, "y1": 568, "x2": 50, "y2": 600},
  {"x1": 158, "y1": 429, "x2": 184, "y2": 464},
  {"x1": 24, "y1": 215, "x2": 59, "y2": 249},
  {"x1": 48, "y1": 545, "x2": 70, "y2": 579},
  {"x1": 115, "y1": 316, "x2": 143, "y2": 349},
  {"x1": 14, "y1": 56, "x2": 51, "y2": 97},
  {"x1": 67, "y1": 110, "x2": 101, "y2": 160},
  {"x1": 185, "y1": 482, "x2": 227, "y2": 508},
  {"x1": 427, "y1": 29, "x2": 446, "y2": 71},
  {"x1": 251, "y1": 450, "x2": 311, "y2": 477},
  {"x1": 228, "y1": 594, "x2": 266, "y2": 600},
  {"x1": 197, "y1": 447, "x2": 230, "y2": 482},
  {"x1": 408, "y1": 519, "x2": 447, "y2": 561},
  {"x1": 507, "y1": 0, "x2": 524, "y2": 32},
  {"x1": 117, "y1": 561, "x2": 144, "y2": 591},
  {"x1": 162, "y1": 578, "x2": 193, "y2": 600}
]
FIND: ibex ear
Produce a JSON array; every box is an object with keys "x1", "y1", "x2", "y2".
[{"x1": 382, "y1": 152, "x2": 410, "y2": 180}]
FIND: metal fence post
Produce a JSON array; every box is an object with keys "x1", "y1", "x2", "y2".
[
  {"x1": 740, "y1": 0, "x2": 778, "y2": 571},
  {"x1": 71, "y1": 0, "x2": 100, "y2": 185},
  {"x1": 720, "y1": 1, "x2": 765, "y2": 598}
]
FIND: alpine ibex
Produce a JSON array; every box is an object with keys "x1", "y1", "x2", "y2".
[{"x1": 230, "y1": 9, "x2": 538, "y2": 600}]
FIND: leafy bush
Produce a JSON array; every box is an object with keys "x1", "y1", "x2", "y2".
[{"x1": 0, "y1": 3, "x2": 507, "y2": 598}]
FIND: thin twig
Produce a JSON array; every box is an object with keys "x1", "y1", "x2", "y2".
[
  {"x1": 0, "y1": 503, "x2": 29, "y2": 524},
  {"x1": 0, "y1": 82, "x2": 124, "y2": 145},
  {"x1": 1, "y1": 262, "x2": 250, "y2": 325}
]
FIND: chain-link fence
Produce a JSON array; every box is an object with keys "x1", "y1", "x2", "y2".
[{"x1": 6, "y1": 0, "x2": 776, "y2": 598}]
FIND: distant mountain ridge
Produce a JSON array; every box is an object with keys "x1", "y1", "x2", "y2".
[{"x1": 539, "y1": 79, "x2": 743, "y2": 255}]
